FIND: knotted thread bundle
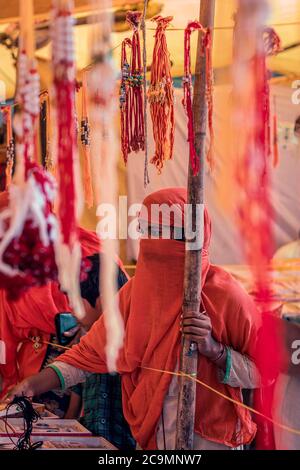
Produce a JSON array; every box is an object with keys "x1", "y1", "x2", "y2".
[
  {"x1": 120, "y1": 11, "x2": 145, "y2": 163},
  {"x1": 148, "y1": 16, "x2": 174, "y2": 173},
  {"x1": 183, "y1": 21, "x2": 214, "y2": 175}
]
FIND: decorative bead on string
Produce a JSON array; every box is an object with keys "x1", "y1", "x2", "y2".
[
  {"x1": 80, "y1": 72, "x2": 93, "y2": 209},
  {"x1": 148, "y1": 16, "x2": 175, "y2": 173},
  {"x1": 0, "y1": 106, "x2": 15, "y2": 188},
  {"x1": 81, "y1": 118, "x2": 90, "y2": 146},
  {"x1": 120, "y1": 38, "x2": 132, "y2": 163}
]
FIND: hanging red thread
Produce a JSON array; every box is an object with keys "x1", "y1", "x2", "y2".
[
  {"x1": 120, "y1": 38, "x2": 132, "y2": 163},
  {"x1": 0, "y1": 106, "x2": 14, "y2": 188},
  {"x1": 148, "y1": 16, "x2": 174, "y2": 173},
  {"x1": 232, "y1": 4, "x2": 282, "y2": 448},
  {"x1": 52, "y1": 4, "x2": 77, "y2": 247},
  {"x1": 81, "y1": 72, "x2": 93, "y2": 208},
  {"x1": 183, "y1": 21, "x2": 214, "y2": 175},
  {"x1": 120, "y1": 12, "x2": 145, "y2": 164},
  {"x1": 203, "y1": 28, "x2": 214, "y2": 169}
]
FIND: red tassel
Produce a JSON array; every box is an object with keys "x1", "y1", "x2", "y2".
[
  {"x1": 148, "y1": 16, "x2": 174, "y2": 173},
  {"x1": 203, "y1": 28, "x2": 214, "y2": 170},
  {"x1": 120, "y1": 38, "x2": 132, "y2": 164},
  {"x1": 81, "y1": 72, "x2": 93, "y2": 208},
  {"x1": 183, "y1": 21, "x2": 214, "y2": 175},
  {"x1": 120, "y1": 12, "x2": 145, "y2": 164}
]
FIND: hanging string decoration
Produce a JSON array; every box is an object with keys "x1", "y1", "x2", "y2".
[
  {"x1": 80, "y1": 72, "x2": 93, "y2": 208},
  {"x1": 261, "y1": 28, "x2": 282, "y2": 166},
  {"x1": 120, "y1": 11, "x2": 145, "y2": 164},
  {"x1": 51, "y1": 0, "x2": 85, "y2": 319},
  {"x1": 40, "y1": 91, "x2": 55, "y2": 174},
  {"x1": 120, "y1": 38, "x2": 132, "y2": 163},
  {"x1": 141, "y1": 0, "x2": 149, "y2": 187},
  {"x1": 183, "y1": 21, "x2": 214, "y2": 175},
  {"x1": 0, "y1": 106, "x2": 15, "y2": 188},
  {"x1": 148, "y1": 16, "x2": 174, "y2": 173},
  {"x1": 0, "y1": 0, "x2": 61, "y2": 299},
  {"x1": 3, "y1": 396, "x2": 42, "y2": 450},
  {"x1": 88, "y1": 0, "x2": 124, "y2": 372},
  {"x1": 16, "y1": 53, "x2": 40, "y2": 169},
  {"x1": 232, "y1": 0, "x2": 282, "y2": 449}
]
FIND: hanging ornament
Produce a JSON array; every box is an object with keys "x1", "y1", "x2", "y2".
[
  {"x1": 232, "y1": 0, "x2": 282, "y2": 449},
  {"x1": 51, "y1": 0, "x2": 85, "y2": 319},
  {"x1": 40, "y1": 91, "x2": 55, "y2": 174},
  {"x1": 183, "y1": 21, "x2": 214, "y2": 175},
  {"x1": 148, "y1": 16, "x2": 174, "y2": 173},
  {"x1": 0, "y1": 106, "x2": 15, "y2": 188},
  {"x1": 0, "y1": 1, "x2": 61, "y2": 300},
  {"x1": 120, "y1": 38, "x2": 132, "y2": 163},
  {"x1": 141, "y1": 0, "x2": 149, "y2": 187},
  {"x1": 88, "y1": 0, "x2": 124, "y2": 372},
  {"x1": 80, "y1": 72, "x2": 93, "y2": 209},
  {"x1": 120, "y1": 11, "x2": 145, "y2": 164}
]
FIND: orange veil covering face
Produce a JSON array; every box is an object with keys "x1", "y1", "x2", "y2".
[
  {"x1": 0, "y1": 190, "x2": 127, "y2": 395},
  {"x1": 58, "y1": 188, "x2": 260, "y2": 450}
]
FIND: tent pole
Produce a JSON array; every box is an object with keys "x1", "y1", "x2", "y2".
[{"x1": 175, "y1": 0, "x2": 216, "y2": 450}]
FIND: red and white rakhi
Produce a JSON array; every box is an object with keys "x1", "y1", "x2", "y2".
[
  {"x1": 183, "y1": 21, "x2": 214, "y2": 175},
  {"x1": 0, "y1": 0, "x2": 59, "y2": 299},
  {"x1": 148, "y1": 16, "x2": 174, "y2": 173},
  {"x1": 88, "y1": 0, "x2": 124, "y2": 372},
  {"x1": 51, "y1": 0, "x2": 85, "y2": 319},
  {"x1": 120, "y1": 11, "x2": 145, "y2": 164}
]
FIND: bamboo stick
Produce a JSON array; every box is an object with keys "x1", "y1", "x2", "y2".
[{"x1": 175, "y1": 0, "x2": 216, "y2": 450}]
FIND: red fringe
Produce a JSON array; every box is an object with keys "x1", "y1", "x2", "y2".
[
  {"x1": 148, "y1": 16, "x2": 174, "y2": 173},
  {"x1": 120, "y1": 12, "x2": 145, "y2": 164},
  {"x1": 183, "y1": 21, "x2": 214, "y2": 176}
]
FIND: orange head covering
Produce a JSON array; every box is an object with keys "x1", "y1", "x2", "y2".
[{"x1": 58, "y1": 188, "x2": 259, "y2": 449}]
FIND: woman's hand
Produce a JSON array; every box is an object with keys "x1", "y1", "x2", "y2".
[
  {"x1": 1, "y1": 368, "x2": 61, "y2": 405},
  {"x1": 182, "y1": 311, "x2": 222, "y2": 361},
  {"x1": 2, "y1": 379, "x2": 35, "y2": 404}
]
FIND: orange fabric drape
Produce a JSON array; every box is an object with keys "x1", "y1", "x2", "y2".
[{"x1": 57, "y1": 188, "x2": 260, "y2": 450}]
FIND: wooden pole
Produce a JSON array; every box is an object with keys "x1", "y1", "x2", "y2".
[{"x1": 175, "y1": 0, "x2": 216, "y2": 450}]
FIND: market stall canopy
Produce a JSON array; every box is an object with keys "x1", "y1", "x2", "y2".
[{"x1": 0, "y1": 0, "x2": 300, "y2": 98}]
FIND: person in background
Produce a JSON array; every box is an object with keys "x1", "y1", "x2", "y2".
[
  {"x1": 0, "y1": 188, "x2": 134, "y2": 448},
  {"x1": 5, "y1": 188, "x2": 261, "y2": 450},
  {"x1": 65, "y1": 253, "x2": 135, "y2": 450}
]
